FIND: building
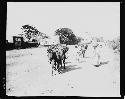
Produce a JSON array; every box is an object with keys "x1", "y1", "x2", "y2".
[{"x1": 13, "y1": 36, "x2": 24, "y2": 48}]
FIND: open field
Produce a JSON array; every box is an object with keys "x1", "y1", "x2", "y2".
[{"x1": 6, "y1": 45, "x2": 120, "y2": 96}]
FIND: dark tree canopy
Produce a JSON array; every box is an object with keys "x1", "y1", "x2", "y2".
[
  {"x1": 21, "y1": 24, "x2": 48, "y2": 41},
  {"x1": 55, "y1": 28, "x2": 79, "y2": 45}
]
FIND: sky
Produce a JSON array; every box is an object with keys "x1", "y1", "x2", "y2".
[{"x1": 7, "y1": 2, "x2": 120, "y2": 42}]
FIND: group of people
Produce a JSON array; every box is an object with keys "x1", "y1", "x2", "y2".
[{"x1": 75, "y1": 42, "x2": 105, "y2": 66}]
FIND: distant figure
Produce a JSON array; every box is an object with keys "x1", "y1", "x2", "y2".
[
  {"x1": 80, "y1": 44, "x2": 88, "y2": 58},
  {"x1": 94, "y1": 45, "x2": 101, "y2": 66},
  {"x1": 92, "y1": 43, "x2": 104, "y2": 66},
  {"x1": 84, "y1": 44, "x2": 95, "y2": 58},
  {"x1": 75, "y1": 45, "x2": 81, "y2": 61}
]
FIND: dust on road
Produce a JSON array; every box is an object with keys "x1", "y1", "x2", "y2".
[{"x1": 6, "y1": 46, "x2": 120, "y2": 96}]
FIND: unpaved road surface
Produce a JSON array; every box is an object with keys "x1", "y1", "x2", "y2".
[{"x1": 6, "y1": 46, "x2": 120, "y2": 97}]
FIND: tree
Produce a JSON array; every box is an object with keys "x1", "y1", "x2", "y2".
[
  {"x1": 106, "y1": 36, "x2": 120, "y2": 52},
  {"x1": 55, "y1": 28, "x2": 78, "y2": 45},
  {"x1": 76, "y1": 36, "x2": 83, "y2": 43},
  {"x1": 21, "y1": 24, "x2": 49, "y2": 42}
]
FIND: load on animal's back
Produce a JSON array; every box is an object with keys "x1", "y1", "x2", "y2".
[{"x1": 47, "y1": 44, "x2": 69, "y2": 75}]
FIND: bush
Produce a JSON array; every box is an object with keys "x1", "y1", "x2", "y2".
[{"x1": 107, "y1": 36, "x2": 120, "y2": 52}]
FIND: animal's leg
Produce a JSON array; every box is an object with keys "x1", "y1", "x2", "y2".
[
  {"x1": 52, "y1": 60, "x2": 55, "y2": 76},
  {"x1": 50, "y1": 59, "x2": 52, "y2": 64},
  {"x1": 57, "y1": 55, "x2": 61, "y2": 70},
  {"x1": 63, "y1": 54, "x2": 66, "y2": 69},
  {"x1": 57, "y1": 62, "x2": 59, "y2": 70},
  {"x1": 64, "y1": 63, "x2": 65, "y2": 69},
  {"x1": 63, "y1": 58, "x2": 66, "y2": 69},
  {"x1": 54, "y1": 60, "x2": 57, "y2": 70},
  {"x1": 52, "y1": 68, "x2": 53, "y2": 76},
  {"x1": 60, "y1": 60, "x2": 63, "y2": 69},
  {"x1": 60, "y1": 60, "x2": 62, "y2": 68},
  {"x1": 58, "y1": 62, "x2": 62, "y2": 74}
]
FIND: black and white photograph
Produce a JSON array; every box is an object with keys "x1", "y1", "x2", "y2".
[{"x1": 6, "y1": 2, "x2": 120, "y2": 97}]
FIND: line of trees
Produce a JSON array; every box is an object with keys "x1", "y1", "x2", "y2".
[
  {"x1": 19, "y1": 24, "x2": 120, "y2": 48},
  {"x1": 21, "y1": 24, "x2": 49, "y2": 43},
  {"x1": 21, "y1": 25, "x2": 81, "y2": 45}
]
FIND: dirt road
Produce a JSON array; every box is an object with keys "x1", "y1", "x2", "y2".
[{"x1": 6, "y1": 46, "x2": 120, "y2": 96}]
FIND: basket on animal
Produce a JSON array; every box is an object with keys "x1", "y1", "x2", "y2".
[{"x1": 47, "y1": 44, "x2": 69, "y2": 76}]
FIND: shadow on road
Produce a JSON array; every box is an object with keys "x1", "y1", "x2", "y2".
[
  {"x1": 65, "y1": 61, "x2": 72, "y2": 64},
  {"x1": 100, "y1": 61, "x2": 109, "y2": 65},
  {"x1": 94, "y1": 61, "x2": 110, "y2": 67},
  {"x1": 60, "y1": 64, "x2": 82, "y2": 74}
]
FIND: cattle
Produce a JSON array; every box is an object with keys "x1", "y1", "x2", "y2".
[{"x1": 47, "y1": 44, "x2": 69, "y2": 76}]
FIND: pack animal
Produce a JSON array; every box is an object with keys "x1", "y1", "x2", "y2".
[{"x1": 47, "y1": 44, "x2": 69, "y2": 75}]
